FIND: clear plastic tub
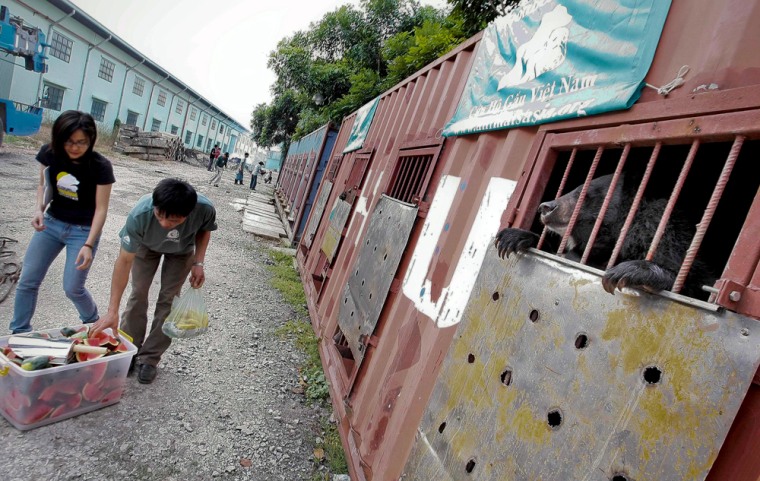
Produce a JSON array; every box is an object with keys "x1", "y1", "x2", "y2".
[{"x1": 0, "y1": 327, "x2": 136, "y2": 431}]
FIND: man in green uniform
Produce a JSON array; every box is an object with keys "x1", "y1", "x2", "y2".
[{"x1": 91, "y1": 178, "x2": 217, "y2": 384}]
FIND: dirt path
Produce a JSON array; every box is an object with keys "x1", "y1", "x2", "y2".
[{"x1": 0, "y1": 145, "x2": 329, "y2": 481}]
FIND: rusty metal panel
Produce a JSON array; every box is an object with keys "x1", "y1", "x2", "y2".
[
  {"x1": 338, "y1": 196, "x2": 418, "y2": 365},
  {"x1": 304, "y1": 180, "x2": 333, "y2": 249},
  {"x1": 320, "y1": 199, "x2": 352, "y2": 263},
  {"x1": 403, "y1": 248, "x2": 760, "y2": 481}
]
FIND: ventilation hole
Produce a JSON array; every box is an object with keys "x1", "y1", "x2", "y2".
[
  {"x1": 373, "y1": 246, "x2": 377, "y2": 252},
  {"x1": 643, "y1": 366, "x2": 662, "y2": 385},
  {"x1": 575, "y1": 334, "x2": 589, "y2": 350},
  {"x1": 611, "y1": 475, "x2": 629, "y2": 481},
  {"x1": 500, "y1": 369, "x2": 513, "y2": 386},
  {"x1": 361, "y1": 279, "x2": 365, "y2": 286},
  {"x1": 350, "y1": 311, "x2": 354, "y2": 317},
  {"x1": 547, "y1": 409, "x2": 562, "y2": 429},
  {"x1": 467, "y1": 353, "x2": 475, "y2": 364},
  {"x1": 529, "y1": 310, "x2": 540, "y2": 322},
  {"x1": 492, "y1": 292, "x2": 500, "y2": 301},
  {"x1": 366, "y1": 239, "x2": 369, "y2": 245},
  {"x1": 438, "y1": 422, "x2": 446, "y2": 433},
  {"x1": 369, "y1": 293, "x2": 373, "y2": 300},
  {"x1": 383, "y1": 253, "x2": 388, "y2": 261},
  {"x1": 465, "y1": 459, "x2": 476, "y2": 474},
  {"x1": 344, "y1": 297, "x2": 348, "y2": 304},
  {"x1": 355, "y1": 270, "x2": 358, "y2": 276}
]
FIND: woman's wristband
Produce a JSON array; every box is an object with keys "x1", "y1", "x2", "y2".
[{"x1": 83, "y1": 243, "x2": 94, "y2": 249}]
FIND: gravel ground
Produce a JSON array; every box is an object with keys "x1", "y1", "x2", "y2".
[{"x1": 0, "y1": 143, "x2": 330, "y2": 481}]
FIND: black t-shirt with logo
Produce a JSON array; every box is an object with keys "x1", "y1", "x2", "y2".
[{"x1": 36, "y1": 145, "x2": 116, "y2": 226}]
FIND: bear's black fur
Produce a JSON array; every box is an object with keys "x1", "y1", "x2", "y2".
[{"x1": 494, "y1": 172, "x2": 713, "y2": 298}]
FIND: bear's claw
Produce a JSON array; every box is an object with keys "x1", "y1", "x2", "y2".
[{"x1": 494, "y1": 228, "x2": 539, "y2": 259}]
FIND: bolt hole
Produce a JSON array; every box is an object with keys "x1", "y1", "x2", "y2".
[
  {"x1": 643, "y1": 366, "x2": 662, "y2": 385},
  {"x1": 529, "y1": 309, "x2": 540, "y2": 323},
  {"x1": 355, "y1": 270, "x2": 358, "y2": 276},
  {"x1": 350, "y1": 311, "x2": 354, "y2": 317},
  {"x1": 383, "y1": 254, "x2": 388, "y2": 261},
  {"x1": 366, "y1": 239, "x2": 369, "y2": 245},
  {"x1": 361, "y1": 279, "x2": 365, "y2": 286},
  {"x1": 467, "y1": 353, "x2": 475, "y2": 364},
  {"x1": 369, "y1": 293, "x2": 372, "y2": 299},
  {"x1": 547, "y1": 409, "x2": 562, "y2": 429},
  {"x1": 575, "y1": 334, "x2": 589, "y2": 350},
  {"x1": 492, "y1": 292, "x2": 500, "y2": 301},
  {"x1": 500, "y1": 369, "x2": 513, "y2": 386},
  {"x1": 344, "y1": 297, "x2": 348, "y2": 304},
  {"x1": 741, "y1": 328, "x2": 750, "y2": 337},
  {"x1": 465, "y1": 459, "x2": 476, "y2": 474},
  {"x1": 373, "y1": 246, "x2": 377, "y2": 252},
  {"x1": 438, "y1": 422, "x2": 446, "y2": 433},
  {"x1": 611, "y1": 475, "x2": 629, "y2": 481}
]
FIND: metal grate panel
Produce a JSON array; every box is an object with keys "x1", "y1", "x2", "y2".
[
  {"x1": 403, "y1": 247, "x2": 760, "y2": 481},
  {"x1": 304, "y1": 181, "x2": 333, "y2": 249},
  {"x1": 338, "y1": 196, "x2": 418, "y2": 366}
]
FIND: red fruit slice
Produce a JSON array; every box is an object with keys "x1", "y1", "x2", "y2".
[
  {"x1": 74, "y1": 338, "x2": 108, "y2": 363},
  {"x1": 65, "y1": 393, "x2": 83, "y2": 410},
  {"x1": 88, "y1": 332, "x2": 119, "y2": 348},
  {"x1": 85, "y1": 361, "x2": 109, "y2": 385},
  {"x1": 50, "y1": 404, "x2": 70, "y2": 419},
  {"x1": 19, "y1": 403, "x2": 54, "y2": 424},
  {"x1": 100, "y1": 388, "x2": 124, "y2": 404},
  {"x1": 6, "y1": 389, "x2": 32, "y2": 411},
  {"x1": 111, "y1": 341, "x2": 129, "y2": 354},
  {"x1": 82, "y1": 382, "x2": 105, "y2": 402},
  {"x1": 38, "y1": 380, "x2": 81, "y2": 402}
]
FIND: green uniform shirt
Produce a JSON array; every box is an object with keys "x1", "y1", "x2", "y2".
[{"x1": 119, "y1": 193, "x2": 217, "y2": 254}]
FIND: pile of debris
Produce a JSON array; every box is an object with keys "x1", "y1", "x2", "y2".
[{"x1": 115, "y1": 124, "x2": 185, "y2": 162}]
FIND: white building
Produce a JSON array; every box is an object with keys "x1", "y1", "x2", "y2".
[{"x1": 0, "y1": 0, "x2": 253, "y2": 155}]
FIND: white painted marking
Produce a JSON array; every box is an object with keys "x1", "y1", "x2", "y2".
[
  {"x1": 402, "y1": 176, "x2": 517, "y2": 328},
  {"x1": 349, "y1": 170, "x2": 385, "y2": 247}
]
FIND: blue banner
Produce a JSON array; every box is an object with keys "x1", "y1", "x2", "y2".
[
  {"x1": 343, "y1": 97, "x2": 380, "y2": 153},
  {"x1": 443, "y1": 0, "x2": 672, "y2": 137}
]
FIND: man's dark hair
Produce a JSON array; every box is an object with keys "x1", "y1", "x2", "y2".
[
  {"x1": 51, "y1": 110, "x2": 97, "y2": 158},
  {"x1": 152, "y1": 178, "x2": 197, "y2": 217}
]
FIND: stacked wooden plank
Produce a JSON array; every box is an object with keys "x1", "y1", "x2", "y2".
[{"x1": 115, "y1": 125, "x2": 185, "y2": 162}]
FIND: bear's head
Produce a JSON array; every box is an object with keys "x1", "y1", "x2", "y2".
[{"x1": 538, "y1": 173, "x2": 625, "y2": 252}]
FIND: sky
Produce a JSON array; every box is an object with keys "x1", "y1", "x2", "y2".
[{"x1": 68, "y1": 0, "x2": 449, "y2": 131}]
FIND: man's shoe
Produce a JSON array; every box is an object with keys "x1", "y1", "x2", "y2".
[{"x1": 137, "y1": 364, "x2": 157, "y2": 384}]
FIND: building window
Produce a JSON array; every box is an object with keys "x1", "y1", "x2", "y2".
[
  {"x1": 49, "y1": 31, "x2": 73, "y2": 63},
  {"x1": 170, "y1": 125, "x2": 179, "y2": 135},
  {"x1": 184, "y1": 131, "x2": 193, "y2": 144},
  {"x1": 132, "y1": 77, "x2": 145, "y2": 96},
  {"x1": 126, "y1": 110, "x2": 139, "y2": 126},
  {"x1": 151, "y1": 118, "x2": 161, "y2": 132},
  {"x1": 190, "y1": 108, "x2": 197, "y2": 121},
  {"x1": 176, "y1": 100, "x2": 184, "y2": 115},
  {"x1": 211, "y1": 119, "x2": 216, "y2": 130},
  {"x1": 197, "y1": 135, "x2": 204, "y2": 147},
  {"x1": 219, "y1": 124, "x2": 224, "y2": 134},
  {"x1": 90, "y1": 98, "x2": 107, "y2": 122},
  {"x1": 157, "y1": 90, "x2": 167, "y2": 106},
  {"x1": 98, "y1": 57, "x2": 115, "y2": 82},
  {"x1": 43, "y1": 83, "x2": 64, "y2": 111},
  {"x1": 201, "y1": 114, "x2": 207, "y2": 126},
  {"x1": 206, "y1": 138, "x2": 212, "y2": 151}
]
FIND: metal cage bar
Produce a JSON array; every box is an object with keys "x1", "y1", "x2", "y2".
[
  {"x1": 673, "y1": 135, "x2": 745, "y2": 293},
  {"x1": 607, "y1": 142, "x2": 662, "y2": 269},
  {"x1": 537, "y1": 148, "x2": 577, "y2": 251},
  {"x1": 581, "y1": 144, "x2": 631, "y2": 264},
  {"x1": 646, "y1": 140, "x2": 701, "y2": 261},
  {"x1": 557, "y1": 147, "x2": 604, "y2": 256}
]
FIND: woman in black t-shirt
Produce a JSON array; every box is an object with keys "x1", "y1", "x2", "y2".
[{"x1": 9, "y1": 111, "x2": 115, "y2": 334}]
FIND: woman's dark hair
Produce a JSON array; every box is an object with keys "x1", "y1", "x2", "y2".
[
  {"x1": 152, "y1": 178, "x2": 197, "y2": 217},
  {"x1": 51, "y1": 110, "x2": 97, "y2": 158}
]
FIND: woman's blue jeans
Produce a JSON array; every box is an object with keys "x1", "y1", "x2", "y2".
[{"x1": 10, "y1": 214, "x2": 99, "y2": 333}]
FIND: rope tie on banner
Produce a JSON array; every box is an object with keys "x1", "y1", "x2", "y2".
[{"x1": 645, "y1": 65, "x2": 690, "y2": 96}]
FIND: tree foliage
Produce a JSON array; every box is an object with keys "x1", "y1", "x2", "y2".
[
  {"x1": 251, "y1": 0, "x2": 507, "y2": 148},
  {"x1": 447, "y1": 0, "x2": 520, "y2": 37}
]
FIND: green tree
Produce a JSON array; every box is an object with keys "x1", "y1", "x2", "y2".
[{"x1": 447, "y1": 0, "x2": 519, "y2": 37}]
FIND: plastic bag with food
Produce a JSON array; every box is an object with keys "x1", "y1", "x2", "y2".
[{"x1": 162, "y1": 287, "x2": 209, "y2": 339}]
